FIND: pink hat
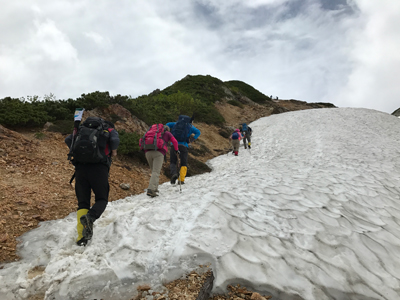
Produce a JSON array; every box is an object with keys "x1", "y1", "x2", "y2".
[{"x1": 235, "y1": 129, "x2": 240, "y2": 132}]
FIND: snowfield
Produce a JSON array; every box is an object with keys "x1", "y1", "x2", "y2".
[{"x1": 1, "y1": 107, "x2": 400, "y2": 300}]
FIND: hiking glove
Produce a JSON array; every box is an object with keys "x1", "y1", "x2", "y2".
[{"x1": 176, "y1": 150, "x2": 180, "y2": 155}]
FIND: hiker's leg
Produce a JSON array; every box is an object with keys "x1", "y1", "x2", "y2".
[
  {"x1": 147, "y1": 151, "x2": 163, "y2": 191},
  {"x1": 179, "y1": 145, "x2": 188, "y2": 167},
  {"x1": 145, "y1": 151, "x2": 154, "y2": 170},
  {"x1": 75, "y1": 165, "x2": 91, "y2": 211},
  {"x1": 87, "y1": 164, "x2": 109, "y2": 219},
  {"x1": 179, "y1": 146, "x2": 188, "y2": 182},
  {"x1": 232, "y1": 140, "x2": 239, "y2": 152},
  {"x1": 76, "y1": 208, "x2": 89, "y2": 242},
  {"x1": 169, "y1": 145, "x2": 178, "y2": 175},
  {"x1": 74, "y1": 165, "x2": 92, "y2": 243}
]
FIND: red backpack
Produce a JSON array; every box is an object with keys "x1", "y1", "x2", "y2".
[{"x1": 139, "y1": 124, "x2": 168, "y2": 152}]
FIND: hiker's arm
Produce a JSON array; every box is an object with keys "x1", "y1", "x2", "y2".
[
  {"x1": 191, "y1": 126, "x2": 201, "y2": 140},
  {"x1": 169, "y1": 134, "x2": 179, "y2": 151},
  {"x1": 65, "y1": 134, "x2": 73, "y2": 148},
  {"x1": 109, "y1": 129, "x2": 120, "y2": 152},
  {"x1": 166, "y1": 122, "x2": 175, "y2": 129}
]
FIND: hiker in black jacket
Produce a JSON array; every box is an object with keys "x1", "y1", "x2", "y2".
[{"x1": 65, "y1": 117, "x2": 119, "y2": 246}]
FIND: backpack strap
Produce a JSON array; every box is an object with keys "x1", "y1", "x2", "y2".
[{"x1": 69, "y1": 171, "x2": 76, "y2": 185}]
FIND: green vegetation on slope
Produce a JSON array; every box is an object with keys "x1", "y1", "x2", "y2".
[
  {"x1": 161, "y1": 75, "x2": 226, "y2": 104},
  {"x1": 224, "y1": 80, "x2": 272, "y2": 104},
  {"x1": 0, "y1": 74, "x2": 275, "y2": 129}
]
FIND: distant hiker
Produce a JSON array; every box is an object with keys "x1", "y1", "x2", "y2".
[
  {"x1": 139, "y1": 124, "x2": 179, "y2": 197},
  {"x1": 65, "y1": 116, "x2": 120, "y2": 246},
  {"x1": 240, "y1": 123, "x2": 253, "y2": 149},
  {"x1": 166, "y1": 115, "x2": 201, "y2": 184},
  {"x1": 229, "y1": 128, "x2": 243, "y2": 156}
]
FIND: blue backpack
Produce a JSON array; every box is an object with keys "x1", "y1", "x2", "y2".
[
  {"x1": 171, "y1": 115, "x2": 192, "y2": 142},
  {"x1": 231, "y1": 132, "x2": 240, "y2": 140},
  {"x1": 242, "y1": 123, "x2": 248, "y2": 132}
]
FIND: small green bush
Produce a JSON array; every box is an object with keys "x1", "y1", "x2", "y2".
[
  {"x1": 47, "y1": 120, "x2": 74, "y2": 135},
  {"x1": 118, "y1": 130, "x2": 141, "y2": 155},
  {"x1": 187, "y1": 156, "x2": 212, "y2": 176},
  {"x1": 34, "y1": 132, "x2": 46, "y2": 140},
  {"x1": 190, "y1": 144, "x2": 211, "y2": 156},
  {"x1": 227, "y1": 100, "x2": 244, "y2": 108},
  {"x1": 110, "y1": 113, "x2": 123, "y2": 124},
  {"x1": 218, "y1": 128, "x2": 231, "y2": 139},
  {"x1": 195, "y1": 105, "x2": 225, "y2": 126}
]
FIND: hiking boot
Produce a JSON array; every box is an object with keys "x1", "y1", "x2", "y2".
[
  {"x1": 147, "y1": 189, "x2": 158, "y2": 197},
  {"x1": 80, "y1": 214, "x2": 95, "y2": 241},
  {"x1": 170, "y1": 174, "x2": 178, "y2": 184},
  {"x1": 178, "y1": 180, "x2": 185, "y2": 185},
  {"x1": 76, "y1": 237, "x2": 88, "y2": 246},
  {"x1": 248, "y1": 145, "x2": 251, "y2": 149}
]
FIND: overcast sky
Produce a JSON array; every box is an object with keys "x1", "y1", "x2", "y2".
[{"x1": 1, "y1": 0, "x2": 399, "y2": 114}]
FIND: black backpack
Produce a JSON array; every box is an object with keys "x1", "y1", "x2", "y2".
[
  {"x1": 71, "y1": 117, "x2": 111, "y2": 164},
  {"x1": 171, "y1": 115, "x2": 192, "y2": 143}
]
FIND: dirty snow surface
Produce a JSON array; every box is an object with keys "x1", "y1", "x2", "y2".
[{"x1": 1, "y1": 107, "x2": 400, "y2": 300}]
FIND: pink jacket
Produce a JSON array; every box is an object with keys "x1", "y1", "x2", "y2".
[{"x1": 145, "y1": 131, "x2": 179, "y2": 156}]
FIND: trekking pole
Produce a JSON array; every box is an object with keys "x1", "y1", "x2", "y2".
[
  {"x1": 177, "y1": 153, "x2": 182, "y2": 193},
  {"x1": 226, "y1": 140, "x2": 232, "y2": 155},
  {"x1": 67, "y1": 108, "x2": 84, "y2": 161}
]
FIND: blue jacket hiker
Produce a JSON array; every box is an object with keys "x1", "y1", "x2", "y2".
[{"x1": 166, "y1": 115, "x2": 201, "y2": 184}]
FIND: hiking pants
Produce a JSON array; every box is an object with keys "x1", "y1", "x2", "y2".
[
  {"x1": 145, "y1": 150, "x2": 164, "y2": 191},
  {"x1": 74, "y1": 163, "x2": 109, "y2": 220},
  {"x1": 170, "y1": 144, "x2": 188, "y2": 176},
  {"x1": 232, "y1": 139, "x2": 240, "y2": 152}
]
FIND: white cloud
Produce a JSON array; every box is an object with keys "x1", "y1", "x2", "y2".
[
  {"x1": 31, "y1": 19, "x2": 78, "y2": 62},
  {"x1": 335, "y1": 0, "x2": 400, "y2": 113},
  {"x1": 83, "y1": 31, "x2": 113, "y2": 51}
]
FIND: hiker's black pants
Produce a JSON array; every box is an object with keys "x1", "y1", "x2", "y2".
[
  {"x1": 170, "y1": 144, "x2": 188, "y2": 175},
  {"x1": 75, "y1": 163, "x2": 109, "y2": 219}
]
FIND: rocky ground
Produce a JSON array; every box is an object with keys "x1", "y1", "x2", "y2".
[{"x1": 0, "y1": 99, "x2": 333, "y2": 299}]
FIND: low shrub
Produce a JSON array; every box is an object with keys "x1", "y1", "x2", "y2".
[
  {"x1": 47, "y1": 120, "x2": 74, "y2": 135},
  {"x1": 227, "y1": 100, "x2": 244, "y2": 109},
  {"x1": 118, "y1": 130, "x2": 141, "y2": 155}
]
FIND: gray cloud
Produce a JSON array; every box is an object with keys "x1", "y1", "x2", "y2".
[{"x1": 0, "y1": 0, "x2": 398, "y2": 114}]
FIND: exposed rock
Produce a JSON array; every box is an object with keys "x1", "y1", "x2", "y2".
[
  {"x1": 392, "y1": 107, "x2": 400, "y2": 117},
  {"x1": 43, "y1": 122, "x2": 53, "y2": 130},
  {"x1": 120, "y1": 183, "x2": 130, "y2": 190},
  {"x1": 83, "y1": 104, "x2": 149, "y2": 134}
]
